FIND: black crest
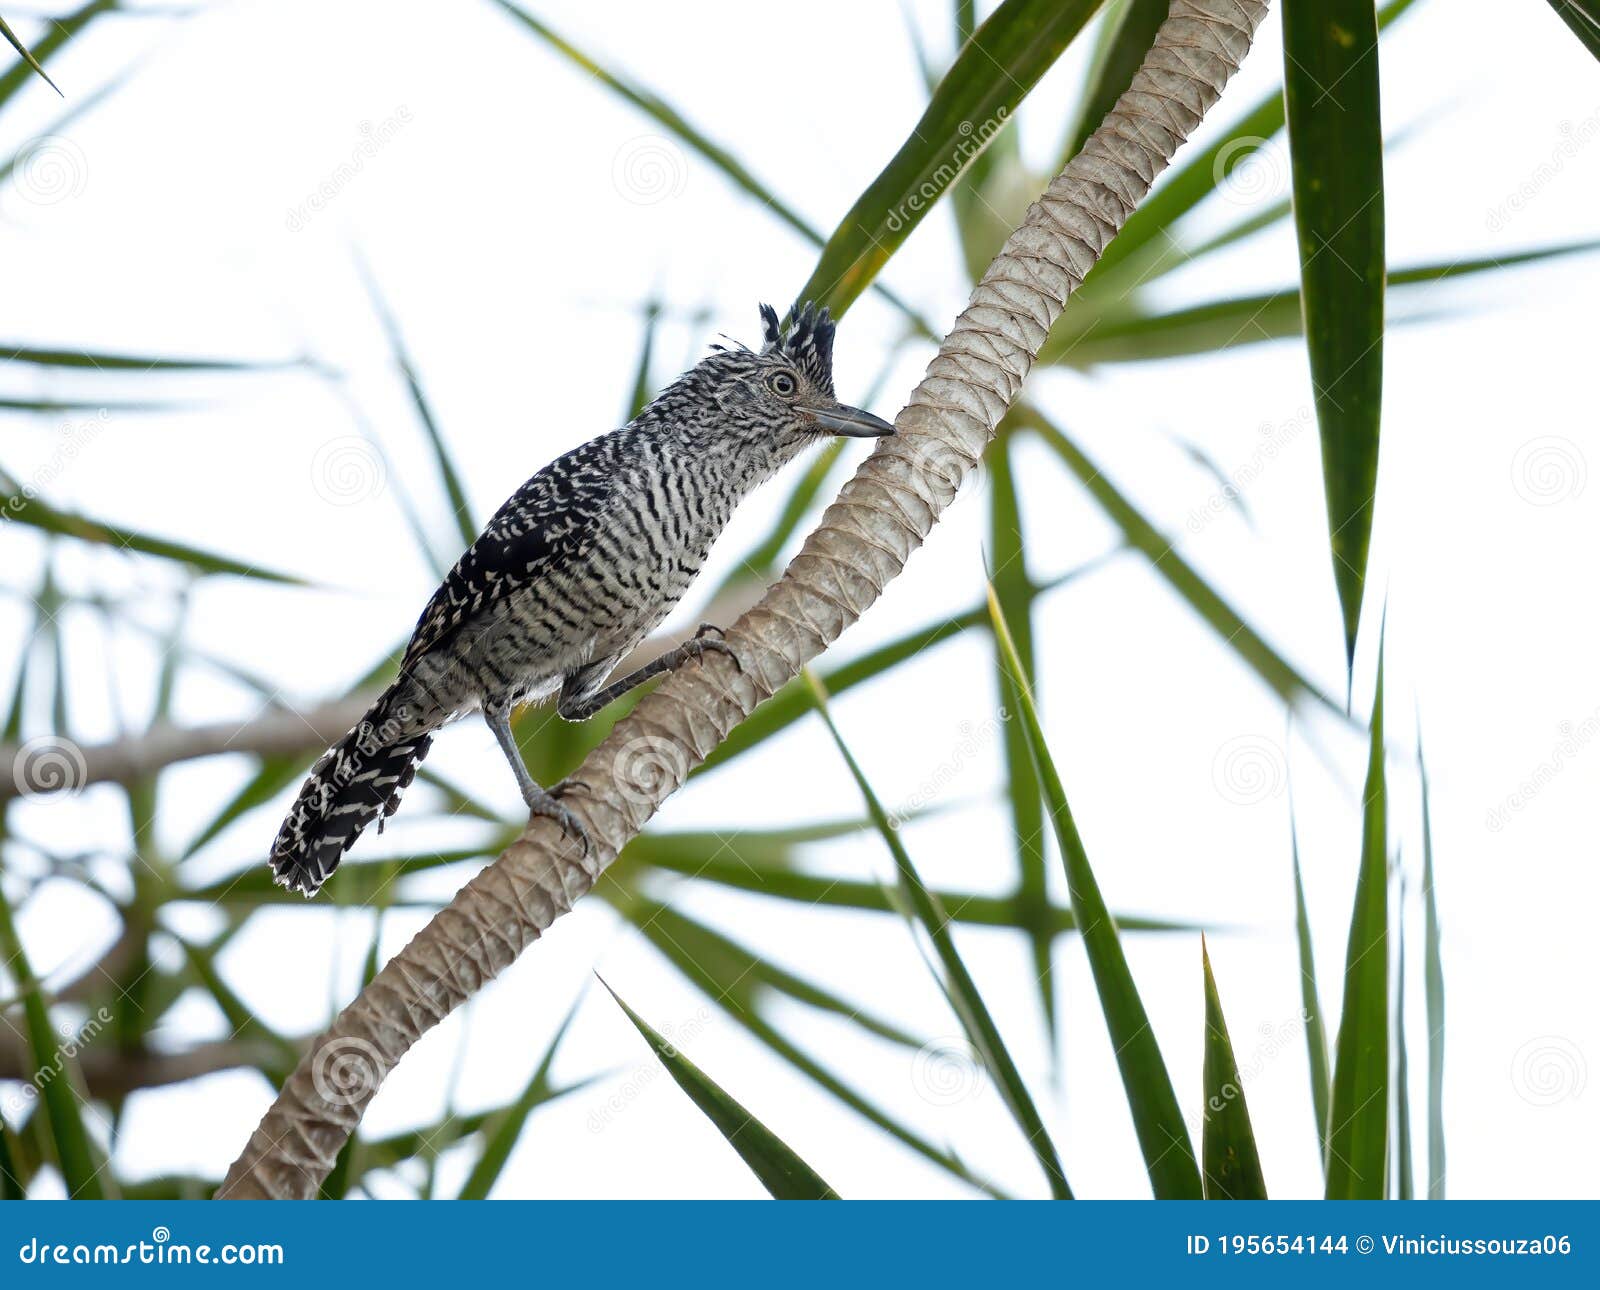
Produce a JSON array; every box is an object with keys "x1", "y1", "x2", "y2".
[{"x1": 758, "y1": 301, "x2": 837, "y2": 398}]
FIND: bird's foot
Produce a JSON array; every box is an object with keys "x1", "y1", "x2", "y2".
[
  {"x1": 682, "y1": 622, "x2": 742, "y2": 673},
  {"x1": 523, "y1": 783, "x2": 591, "y2": 855}
]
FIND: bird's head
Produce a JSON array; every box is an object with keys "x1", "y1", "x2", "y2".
[{"x1": 665, "y1": 302, "x2": 894, "y2": 461}]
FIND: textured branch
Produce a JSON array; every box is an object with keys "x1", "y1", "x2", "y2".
[{"x1": 219, "y1": 0, "x2": 1269, "y2": 1200}]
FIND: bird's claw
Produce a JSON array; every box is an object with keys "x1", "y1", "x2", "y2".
[
  {"x1": 686, "y1": 623, "x2": 742, "y2": 673},
  {"x1": 525, "y1": 786, "x2": 591, "y2": 855}
]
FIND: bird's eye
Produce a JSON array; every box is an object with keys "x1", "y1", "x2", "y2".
[{"x1": 769, "y1": 371, "x2": 797, "y2": 397}]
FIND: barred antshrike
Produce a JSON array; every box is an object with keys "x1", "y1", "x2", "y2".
[{"x1": 270, "y1": 303, "x2": 892, "y2": 895}]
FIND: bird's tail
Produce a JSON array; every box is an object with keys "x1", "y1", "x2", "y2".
[{"x1": 269, "y1": 692, "x2": 433, "y2": 897}]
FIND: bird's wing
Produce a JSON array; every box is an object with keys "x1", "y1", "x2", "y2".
[{"x1": 399, "y1": 434, "x2": 619, "y2": 671}]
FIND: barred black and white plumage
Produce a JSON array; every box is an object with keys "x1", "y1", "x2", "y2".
[{"x1": 270, "y1": 302, "x2": 893, "y2": 895}]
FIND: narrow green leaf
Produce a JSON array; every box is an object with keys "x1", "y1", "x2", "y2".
[
  {"x1": 807, "y1": 672, "x2": 1072, "y2": 1199},
  {"x1": 699, "y1": 556, "x2": 1110, "y2": 776},
  {"x1": 355, "y1": 255, "x2": 477, "y2": 548},
  {"x1": 458, "y1": 990, "x2": 584, "y2": 1198},
  {"x1": 1395, "y1": 873, "x2": 1414, "y2": 1200},
  {"x1": 1060, "y1": 0, "x2": 1168, "y2": 165},
  {"x1": 614, "y1": 894, "x2": 925, "y2": 1051},
  {"x1": 0, "y1": 1115, "x2": 26, "y2": 1198},
  {"x1": 603, "y1": 979, "x2": 839, "y2": 1199},
  {"x1": 0, "y1": 13, "x2": 62, "y2": 94},
  {"x1": 988, "y1": 435, "x2": 1054, "y2": 1036},
  {"x1": 793, "y1": 0, "x2": 1104, "y2": 317},
  {"x1": 1546, "y1": 1, "x2": 1600, "y2": 61},
  {"x1": 1, "y1": 344, "x2": 291, "y2": 371},
  {"x1": 1419, "y1": 734, "x2": 1446, "y2": 1199},
  {"x1": 1201, "y1": 938, "x2": 1268, "y2": 1199},
  {"x1": 988, "y1": 585, "x2": 1201, "y2": 1198},
  {"x1": 175, "y1": 936, "x2": 298, "y2": 1067},
  {"x1": 180, "y1": 846, "x2": 498, "y2": 905},
  {"x1": 624, "y1": 299, "x2": 662, "y2": 422},
  {"x1": 639, "y1": 846, "x2": 1197, "y2": 935},
  {"x1": 1283, "y1": 0, "x2": 1386, "y2": 668},
  {"x1": 1022, "y1": 411, "x2": 1331, "y2": 711},
  {"x1": 0, "y1": 472, "x2": 304, "y2": 583},
  {"x1": 1290, "y1": 807, "x2": 1331, "y2": 1166},
  {"x1": 0, "y1": 886, "x2": 104, "y2": 1198},
  {"x1": 0, "y1": 64, "x2": 142, "y2": 192},
  {"x1": 1049, "y1": 243, "x2": 1600, "y2": 366},
  {"x1": 179, "y1": 754, "x2": 303, "y2": 860},
  {"x1": 491, "y1": 2, "x2": 815, "y2": 249},
  {"x1": 614, "y1": 893, "x2": 1004, "y2": 1196},
  {"x1": 1325, "y1": 655, "x2": 1389, "y2": 1200},
  {"x1": 0, "y1": 0, "x2": 119, "y2": 113},
  {"x1": 1084, "y1": 0, "x2": 1415, "y2": 287}
]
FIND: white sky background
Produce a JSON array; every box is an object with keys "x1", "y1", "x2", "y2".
[{"x1": 1, "y1": 0, "x2": 1597, "y2": 1199}]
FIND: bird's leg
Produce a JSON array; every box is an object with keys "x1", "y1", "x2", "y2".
[
  {"x1": 482, "y1": 702, "x2": 589, "y2": 850},
  {"x1": 556, "y1": 624, "x2": 740, "y2": 723}
]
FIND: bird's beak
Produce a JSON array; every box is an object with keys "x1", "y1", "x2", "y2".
[{"x1": 803, "y1": 403, "x2": 896, "y2": 438}]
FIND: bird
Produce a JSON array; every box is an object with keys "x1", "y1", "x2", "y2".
[{"x1": 269, "y1": 302, "x2": 893, "y2": 896}]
